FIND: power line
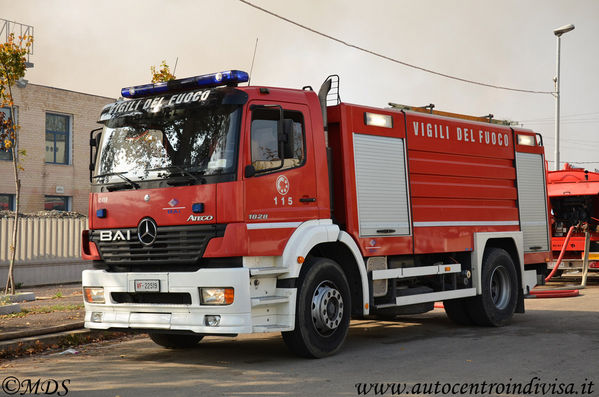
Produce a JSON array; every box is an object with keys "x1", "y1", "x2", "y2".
[
  {"x1": 524, "y1": 119, "x2": 599, "y2": 125},
  {"x1": 520, "y1": 111, "x2": 599, "y2": 122},
  {"x1": 239, "y1": 0, "x2": 555, "y2": 95}
]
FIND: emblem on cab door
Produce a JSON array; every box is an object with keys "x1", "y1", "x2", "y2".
[{"x1": 276, "y1": 175, "x2": 290, "y2": 195}]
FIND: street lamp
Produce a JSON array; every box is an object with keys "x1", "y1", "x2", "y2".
[{"x1": 553, "y1": 23, "x2": 575, "y2": 171}]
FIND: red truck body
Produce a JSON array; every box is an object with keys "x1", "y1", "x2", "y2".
[
  {"x1": 82, "y1": 71, "x2": 549, "y2": 357},
  {"x1": 547, "y1": 164, "x2": 599, "y2": 272}
]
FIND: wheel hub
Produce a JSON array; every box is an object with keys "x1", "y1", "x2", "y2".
[
  {"x1": 490, "y1": 265, "x2": 510, "y2": 310},
  {"x1": 311, "y1": 281, "x2": 344, "y2": 336}
]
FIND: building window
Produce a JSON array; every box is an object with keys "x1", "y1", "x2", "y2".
[
  {"x1": 1, "y1": 107, "x2": 14, "y2": 161},
  {"x1": 44, "y1": 195, "x2": 71, "y2": 211},
  {"x1": 45, "y1": 113, "x2": 70, "y2": 164},
  {"x1": 0, "y1": 194, "x2": 15, "y2": 211}
]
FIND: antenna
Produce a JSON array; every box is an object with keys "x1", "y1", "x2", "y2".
[
  {"x1": 248, "y1": 38, "x2": 258, "y2": 85},
  {"x1": 173, "y1": 57, "x2": 179, "y2": 76}
]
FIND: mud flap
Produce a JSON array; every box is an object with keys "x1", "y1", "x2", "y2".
[{"x1": 515, "y1": 289, "x2": 525, "y2": 314}]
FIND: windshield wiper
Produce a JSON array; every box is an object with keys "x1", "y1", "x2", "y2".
[
  {"x1": 148, "y1": 166, "x2": 205, "y2": 184},
  {"x1": 92, "y1": 171, "x2": 140, "y2": 189}
]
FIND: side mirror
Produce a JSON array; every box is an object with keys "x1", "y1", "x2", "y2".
[
  {"x1": 244, "y1": 164, "x2": 256, "y2": 178},
  {"x1": 89, "y1": 127, "x2": 103, "y2": 182}
]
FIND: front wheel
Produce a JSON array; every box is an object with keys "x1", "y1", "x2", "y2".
[
  {"x1": 149, "y1": 332, "x2": 204, "y2": 349},
  {"x1": 467, "y1": 248, "x2": 518, "y2": 326},
  {"x1": 282, "y1": 257, "x2": 351, "y2": 358}
]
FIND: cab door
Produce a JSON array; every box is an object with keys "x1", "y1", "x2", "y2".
[{"x1": 243, "y1": 101, "x2": 319, "y2": 255}]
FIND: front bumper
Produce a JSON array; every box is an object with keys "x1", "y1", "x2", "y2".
[{"x1": 82, "y1": 268, "x2": 252, "y2": 334}]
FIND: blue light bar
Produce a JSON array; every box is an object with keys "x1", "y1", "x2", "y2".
[{"x1": 121, "y1": 70, "x2": 249, "y2": 99}]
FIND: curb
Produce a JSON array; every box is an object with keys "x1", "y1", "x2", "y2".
[
  {"x1": 0, "y1": 322, "x2": 84, "y2": 342},
  {"x1": 0, "y1": 328, "x2": 128, "y2": 359},
  {"x1": 0, "y1": 303, "x2": 21, "y2": 315},
  {"x1": 2, "y1": 292, "x2": 36, "y2": 303}
]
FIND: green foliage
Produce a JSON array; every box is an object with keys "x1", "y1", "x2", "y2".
[{"x1": 150, "y1": 60, "x2": 176, "y2": 83}]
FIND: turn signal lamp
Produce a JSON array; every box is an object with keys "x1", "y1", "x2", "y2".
[{"x1": 121, "y1": 70, "x2": 250, "y2": 98}]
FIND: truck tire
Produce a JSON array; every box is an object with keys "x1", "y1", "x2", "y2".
[
  {"x1": 282, "y1": 257, "x2": 351, "y2": 358},
  {"x1": 467, "y1": 248, "x2": 518, "y2": 326},
  {"x1": 148, "y1": 332, "x2": 204, "y2": 349},
  {"x1": 443, "y1": 298, "x2": 474, "y2": 325}
]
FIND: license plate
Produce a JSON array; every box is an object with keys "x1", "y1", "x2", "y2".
[{"x1": 134, "y1": 280, "x2": 160, "y2": 292}]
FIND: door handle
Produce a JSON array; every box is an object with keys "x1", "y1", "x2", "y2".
[
  {"x1": 299, "y1": 197, "x2": 316, "y2": 203},
  {"x1": 376, "y1": 229, "x2": 396, "y2": 234}
]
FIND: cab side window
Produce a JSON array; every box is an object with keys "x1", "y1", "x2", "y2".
[{"x1": 251, "y1": 109, "x2": 305, "y2": 173}]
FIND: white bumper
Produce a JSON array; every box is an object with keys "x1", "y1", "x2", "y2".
[{"x1": 82, "y1": 268, "x2": 253, "y2": 334}]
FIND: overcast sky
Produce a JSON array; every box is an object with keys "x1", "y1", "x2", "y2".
[{"x1": 2, "y1": 0, "x2": 598, "y2": 168}]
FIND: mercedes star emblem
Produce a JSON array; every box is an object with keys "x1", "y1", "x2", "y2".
[{"x1": 137, "y1": 218, "x2": 158, "y2": 246}]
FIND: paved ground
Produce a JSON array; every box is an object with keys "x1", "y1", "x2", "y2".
[
  {"x1": 0, "y1": 284, "x2": 84, "y2": 335},
  {"x1": 0, "y1": 278, "x2": 597, "y2": 397}
]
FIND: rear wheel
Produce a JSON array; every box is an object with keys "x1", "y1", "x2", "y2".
[
  {"x1": 149, "y1": 333, "x2": 204, "y2": 349},
  {"x1": 282, "y1": 257, "x2": 351, "y2": 358},
  {"x1": 467, "y1": 248, "x2": 518, "y2": 326}
]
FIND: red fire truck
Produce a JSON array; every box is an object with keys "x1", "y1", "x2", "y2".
[
  {"x1": 82, "y1": 70, "x2": 549, "y2": 357},
  {"x1": 547, "y1": 164, "x2": 599, "y2": 273}
]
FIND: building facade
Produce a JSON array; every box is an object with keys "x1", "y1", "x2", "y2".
[{"x1": 0, "y1": 83, "x2": 114, "y2": 214}]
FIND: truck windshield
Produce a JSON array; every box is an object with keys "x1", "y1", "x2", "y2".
[{"x1": 94, "y1": 91, "x2": 243, "y2": 186}]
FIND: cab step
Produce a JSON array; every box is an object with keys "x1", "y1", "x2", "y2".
[
  {"x1": 253, "y1": 324, "x2": 293, "y2": 333},
  {"x1": 249, "y1": 267, "x2": 289, "y2": 277},
  {"x1": 251, "y1": 295, "x2": 290, "y2": 307}
]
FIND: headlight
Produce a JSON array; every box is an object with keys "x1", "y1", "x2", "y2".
[
  {"x1": 200, "y1": 287, "x2": 234, "y2": 305},
  {"x1": 83, "y1": 287, "x2": 105, "y2": 304}
]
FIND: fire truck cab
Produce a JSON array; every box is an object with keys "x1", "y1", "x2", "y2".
[{"x1": 82, "y1": 70, "x2": 549, "y2": 357}]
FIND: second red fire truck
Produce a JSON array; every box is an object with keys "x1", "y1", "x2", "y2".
[
  {"x1": 547, "y1": 164, "x2": 599, "y2": 274},
  {"x1": 81, "y1": 70, "x2": 550, "y2": 357}
]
